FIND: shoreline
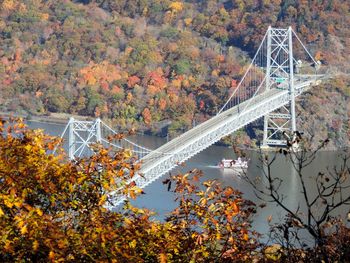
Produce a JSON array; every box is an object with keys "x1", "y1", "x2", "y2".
[
  {"x1": 0, "y1": 111, "x2": 93, "y2": 125},
  {"x1": 0, "y1": 111, "x2": 347, "y2": 151}
]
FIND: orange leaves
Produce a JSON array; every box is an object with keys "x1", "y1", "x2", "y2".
[
  {"x1": 2, "y1": 0, "x2": 16, "y2": 11},
  {"x1": 4, "y1": 240, "x2": 13, "y2": 252},
  {"x1": 142, "y1": 108, "x2": 152, "y2": 125},
  {"x1": 184, "y1": 18, "x2": 192, "y2": 26},
  {"x1": 158, "y1": 98, "x2": 167, "y2": 110},
  {"x1": 231, "y1": 201, "x2": 240, "y2": 214},
  {"x1": 267, "y1": 215, "x2": 273, "y2": 223},
  {"x1": 0, "y1": 119, "x2": 259, "y2": 261},
  {"x1": 315, "y1": 51, "x2": 323, "y2": 61},
  {"x1": 40, "y1": 13, "x2": 49, "y2": 21},
  {"x1": 165, "y1": 169, "x2": 257, "y2": 261},
  {"x1": 146, "y1": 69, "x2": 167, "y2": 90},
  {"x1": 146, "y1": 85, "x2": 160, "y2": 96},
  {"x1": 158, "y1": 253, "x2": 167, "y2": 263},
  {"x1": 127, "y1": 75, "x2": 140, "y2": 88},
  {"x1": 223, "y1": 187, "x2": 234, "y2": 197},
  {"x1": 79, "y1": 61, "x2": 124, "y2": 87},
  {"x1": 49, "y1": 251, "x2": 55, "y2": 260}
]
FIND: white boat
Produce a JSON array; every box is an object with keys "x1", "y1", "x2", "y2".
[{"x1": 218, "y1": 157, "x2": 249, "y2": 170}]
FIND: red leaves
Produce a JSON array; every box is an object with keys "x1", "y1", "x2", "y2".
[{"x1": 199, "y1": 100, "x2": 205, "y2": 110}]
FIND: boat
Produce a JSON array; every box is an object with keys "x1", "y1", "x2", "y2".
[{"x1": 218, "y1": 157, "x2": 249, "y2": 170}]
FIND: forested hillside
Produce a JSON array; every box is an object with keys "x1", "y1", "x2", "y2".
[{"x1": 0, "y1": 0, "x2": 349, "y2": 147}]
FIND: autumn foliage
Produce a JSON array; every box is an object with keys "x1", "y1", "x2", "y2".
[
  {"x1": 0, "y1": 0, "x2": 349, "y2": 146},
  {"x1": 0, "y1": 119, "x2": 259, "y2": 262}
]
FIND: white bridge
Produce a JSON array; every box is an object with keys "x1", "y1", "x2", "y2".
[{"x1": 60, "y1": 27, "x2": 325, "y2": 206}]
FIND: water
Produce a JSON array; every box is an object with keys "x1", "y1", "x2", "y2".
[{"x1": 27, "y1": 120, "x2": 348, "y2": 242}]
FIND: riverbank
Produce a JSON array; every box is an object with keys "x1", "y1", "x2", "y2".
[
  {"x1": 0, "y1": 111, "x2": 94, "y2": 125},
  {"x1": 0, "y1": 111, "x2": 166, "y2": 137},
  {"x1": 1, "y1": 111, "x2": 347, "y2": 151}
]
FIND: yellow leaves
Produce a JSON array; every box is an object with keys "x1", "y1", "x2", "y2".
[
  {"x1": 208, "y1": 203, "x2": 216, "y2": 212},
  {"x1": 98, "y1": 195, "x2": 107, "y2": 206},
  {"x1": 169, "y1": 2, "x2": 184, "y2": 13},
  {"x1": 199, "y1": 197, "x2": 207, "y2": 206},
  {"x1": 0, "y1": 119, "x2": 261, "y2": 261},
  {"x1": 184, "y1": 18, "x2": 192, "y2": 26},
  {"x1": 14, "y1": 200, "x2": 23, "y2": 208},
  {"x1": 3, "y1": 197, "x2": 14, "y2": 208},
  {"x1": 77, "y1": 174, "x2": 86, "y2": 184},
  {"x1": 264, "y1": 244, "x2": 282, "y2": 261},
  {"x1": 124, "y1": 218, "x2": 132, "y2": 226},
  {"x1": 243, "y1": 233, "x2": 249, "y2": 241},
  {"x1": 128, "y1": 186, "x2": 143, "y2": 199},
  {"x1": 123, "y1": 149, "x2": 133, "y2": 159},
  {"x1": 129, "y1": 239, "x2": 137, "y2": 248},
  {"x1": 36, "y1": 208, "x2": 43, "y2": 216},
  {"x1": 228, "y1": 236, "x2": 234, "y2": 244},
  {"x1": 0, "y1": 207, "x2": 4, "y2": 217},
  {"x1": 24, "y1": 144, "x2": 33, "y2": 152},
  {"x1": 102, "y1": 180, "x2": 111, "y2": 191},
  {"x1": 49, "y1": 251, "x2": 55, "y2": 260},
  {"x1": 32, "y1": 240, "x2": 39, "y2": 251},
  {"x1": 172, "y1": 77, "x2": 183, "y2": 89},
  {"x1": 20, "y1": 225, "x2": 28, "y2": 235},
  {"x1": 211, "y1": 69, "x2": 219, "y2": 77}
]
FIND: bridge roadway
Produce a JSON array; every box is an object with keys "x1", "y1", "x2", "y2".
[{"x1": 110, "y1": 76, "x2": 321, "y2": 206}]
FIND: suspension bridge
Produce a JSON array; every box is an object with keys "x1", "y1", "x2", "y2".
[{"x1": 60, "y1": 26, "x2": 326, "y2": 206}]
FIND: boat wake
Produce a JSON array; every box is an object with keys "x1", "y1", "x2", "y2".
[{"x1": 206, "y1": 165, "x2": 220, "y2": 169}]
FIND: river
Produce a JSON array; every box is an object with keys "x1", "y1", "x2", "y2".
[{"x1": 27, "y1": 120, "x2": 348, "y2": 243}]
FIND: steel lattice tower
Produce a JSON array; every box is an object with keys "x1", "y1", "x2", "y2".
[{"x1": 262, "y1": 26, "x2": 296, "y2": 147}]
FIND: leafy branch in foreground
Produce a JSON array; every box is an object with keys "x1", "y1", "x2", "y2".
[{"x1": 0, "y1": 118, "x2": 259, "y2": 262}]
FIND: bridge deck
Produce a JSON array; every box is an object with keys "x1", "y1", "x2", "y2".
[
  {"x1": 109, "y1": 78, "x2": 320, "y2": 206},
  {"x1": 140, "y1": 88, "x2": 280, "y2": 169}
]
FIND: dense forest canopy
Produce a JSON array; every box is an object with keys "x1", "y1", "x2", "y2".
[{"x1": 0, "y1": 0, "x2": 349, "y2": 147}]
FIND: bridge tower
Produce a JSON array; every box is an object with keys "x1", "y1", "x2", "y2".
[
  {"x1": 66, "y1": 117, "x2": 102, "y2": 160},
  {"x1": 262, "y1": 26, "x2": 296, "y2": 147}
]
